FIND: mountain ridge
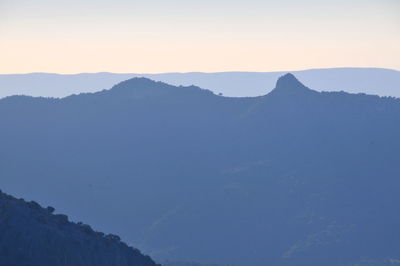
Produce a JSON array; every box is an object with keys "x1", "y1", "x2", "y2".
[
  {"x1": 0, "y1": 189, "x2": 160, "y2": 266},
  {"x1": 2, "y1": 73, "x2": 398, "y2": 104},
  {"x1": 1, "y1": 74, "x2": 400, "y2": 266},
  {"x1": 1, "y1": 68, "x2": 399, "y2": 99}
]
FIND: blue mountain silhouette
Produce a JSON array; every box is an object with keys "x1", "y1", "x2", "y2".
[{"x1": 1, "y1": 74, "x2": 399, "y2": 266}]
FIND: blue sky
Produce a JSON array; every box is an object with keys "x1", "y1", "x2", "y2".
[{"x1": 0, "y1": 0, "x2": 399, "y2": 73}]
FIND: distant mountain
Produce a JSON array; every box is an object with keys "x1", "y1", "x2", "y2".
[
  {"x1": 0, "y1": 189, "x2": 159, "y2": 266},
  {"x1": 0, "y1": 68, "x2": 399, "y2": 98},
  {"x1": 1, "y1": 74, "x2": 400, "y2": 266}
]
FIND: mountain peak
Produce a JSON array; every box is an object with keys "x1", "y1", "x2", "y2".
[
  {"x1": 106, "y1": 77, "x2": 214, "y2": 99},
  {"x1": 272, "y1": 73, "x2": 310, "y2": 94}
]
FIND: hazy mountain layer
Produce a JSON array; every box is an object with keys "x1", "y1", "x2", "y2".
[
  {"x1": 1, "y1": 74, "x2": 400, "y2": 266},
  {"x1": 0, "y1": 68, "x2": 399, "y2": 98}
]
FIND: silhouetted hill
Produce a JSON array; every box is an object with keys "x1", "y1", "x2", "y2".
[
  {"x1": 0, "y1": 190, "x2": 159, "y2": 266},
  {"x1": 1, "y1": 74, "x2": 400, "y2": 266}
]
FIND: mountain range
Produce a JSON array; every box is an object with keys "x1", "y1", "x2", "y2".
[
  {"x1": 0, "y1": 68, "x2": 399, "y2": 98},
  {"x1": 1, "y1": 74, "x2": 400, "y2": 265}
]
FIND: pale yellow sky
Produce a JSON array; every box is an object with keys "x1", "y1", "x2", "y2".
[{"x1": 0, "y1": 0, "x2": 399, "y2": 73}]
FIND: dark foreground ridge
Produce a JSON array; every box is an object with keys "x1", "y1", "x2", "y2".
[{"x1": 0, "y1": 190, "x2": 159, "y2": 266}]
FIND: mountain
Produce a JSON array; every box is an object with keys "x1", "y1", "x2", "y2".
[
  {"x1": 0, "y1": 189, "x2": 159, "y2": 266},
  {"x1": 0, "y1": 68, "x2": 399, "y2": 98},
  {"x1": 1, "y1": 74, "x2": 400, "y2": 266}
]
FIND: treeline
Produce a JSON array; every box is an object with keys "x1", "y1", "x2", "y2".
[{"x1": 0, "y1": 189, "x2": 160, "y2": 266}]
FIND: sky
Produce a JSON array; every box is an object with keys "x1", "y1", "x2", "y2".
[{"x1": 0, "y1": 0, "x2": 399, "y2": 74}]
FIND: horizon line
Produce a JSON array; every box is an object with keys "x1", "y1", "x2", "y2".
[{"x1": 1, "y1": 67, "x2": 399, "y2": 76}]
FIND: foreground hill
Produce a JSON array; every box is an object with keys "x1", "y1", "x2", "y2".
[
  {"x1": 0, "y1": 67, "x2": 399, "y2": 98},
  {"x1": 1, "y1": 74, "x2": 400, "y2": 265},
  {"x1": 0, "y1": 190, "x2": 159, "y2": 266}
]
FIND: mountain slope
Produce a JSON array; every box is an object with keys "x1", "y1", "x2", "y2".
[
  {"x1": 1, "y1": 75, "x2": 400, "y2": 266},
  {"x1": 0, "y1": 189, "x2": 159, "y2": 266}
]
